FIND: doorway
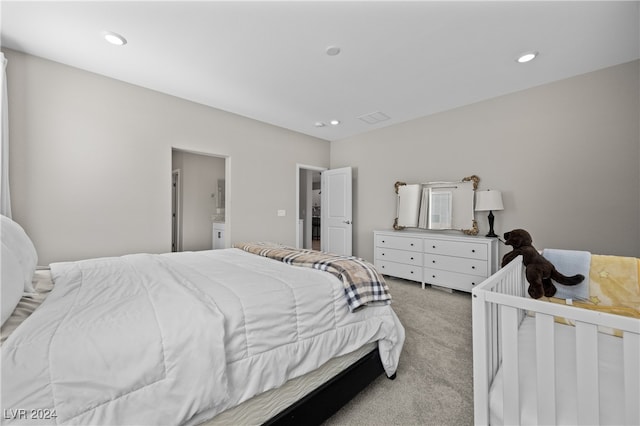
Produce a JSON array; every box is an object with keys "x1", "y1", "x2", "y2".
[
  {"x1": 311, "y1": 183, "x2": 321, "y2": 251},
  {"x1": 171, "y1": 169, "x2": 181, "y2": 252},
  {"x1": 296, "y1": 165, "x2": 353, "y2": 255},
  {"x1": 172, "y1": 149, "x2": 229, "y2": 251},
  {"x1": 297, "y1": 165, "x2": 325, "y2": 250}
]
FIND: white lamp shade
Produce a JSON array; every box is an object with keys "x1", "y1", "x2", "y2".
[{"x1": 475, "y1": 190, "x2": 504, "y2": 211}]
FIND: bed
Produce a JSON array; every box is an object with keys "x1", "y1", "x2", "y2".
[
  {"x1": 1, "y1": 216, "x2": 405, "y2": 425},
  {"x1": 472, "y1": 254, "x2": 640, "y2": 425}
]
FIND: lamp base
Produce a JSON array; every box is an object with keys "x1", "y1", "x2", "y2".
[{"x1": 485, "y1": 210, "x2": 498, "y2": 238}]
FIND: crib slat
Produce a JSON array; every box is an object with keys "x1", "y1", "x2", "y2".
[
  {"x1": 472, "y1": 290, "x2": 491, "y2": 426},
  {"x1": 490, "y1": 303, "x2": 500, "y2": 378},
  {"x1": 501, "y1": 305, "x2": 520, "y2": 425},
  {"x1": 535, "y1": 313, "x2": 556, "y2": 425},
  {"x1": 623, "y1": 332, "x2": 640, "y2": 426},
  {"x1": 576, "y1": 321, "x2": 599, "y2": 425}
]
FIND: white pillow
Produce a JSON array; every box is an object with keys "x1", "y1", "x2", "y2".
[
  {"x1": 1, "y1": 215, "x2": 38, "y2": 293},
  {"x1": 1, "y1": 242, "x2": 24, "y2": 326}
]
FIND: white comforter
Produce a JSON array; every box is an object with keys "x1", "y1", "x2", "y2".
[{"x1": 1, "y1": 249, "x2": 405, "y2": 425}]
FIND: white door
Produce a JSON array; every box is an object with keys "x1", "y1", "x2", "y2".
[{"x1": 321, "y1": 167, "x2": 352, "y2": 256}]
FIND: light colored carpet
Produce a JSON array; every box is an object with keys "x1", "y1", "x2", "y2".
[{"x1": 323, "y1": 278, "x2": 474, "y2": 426}]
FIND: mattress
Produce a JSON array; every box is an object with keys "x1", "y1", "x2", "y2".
[
  {"x1": 489, "y1": 316, "x2": 626, "y2": 425},
  {"x1": 1, "y1": 251, "x2": 402, "y2": 425}
]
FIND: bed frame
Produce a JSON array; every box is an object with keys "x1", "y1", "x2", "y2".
[
  {"x1": 265, "y1": 347, "x2": 389, "y2": 426},
  {"x1": 471, "y1": 255, "x2": 640, "y2": 425}
]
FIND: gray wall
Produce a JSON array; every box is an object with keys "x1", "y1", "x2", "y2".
[
  {"x1": 5, "y1": 48, "x2": 639, "y2": 265},
  {"x1": 5, "y1": 49, "x2": 330, "y2": 264},
  {"x1": 331, "y1": 60, "x2": 640, "y2": 261}
]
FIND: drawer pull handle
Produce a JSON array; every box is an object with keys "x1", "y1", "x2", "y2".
[
  {"x1": 472, "y1": 266, "x2": 475, "y2": 269},
  {"x1": 410, "y1": 271, "x2": 414, "y2": 274},
  {"x1": 382, "y1": 253, "x2": 385, "y2": 256},
  {"x1": 410, "y1": 257, "x2": 414, "y2": 260},
  {"x1": 472, "y1": 282, "x2": 476, "y2": 286},
  {"x1": 432, "y1": 245, "x2": 436, "y2": 248},
  {"x1": 432, "y1": 275, "x2": 436, "y2": 278},
  {"x1": 472, "y1": 249, "x2": 476, "y2": 253},
  {"x1": 382, "y1": 240, "x2": 385, "y2": 243}
]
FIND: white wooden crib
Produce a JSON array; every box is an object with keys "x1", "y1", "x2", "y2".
[{"x1": 472, "y1": 255, "x2": 640, "y2": 425}]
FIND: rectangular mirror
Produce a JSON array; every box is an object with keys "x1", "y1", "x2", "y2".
[
  {"x1": 217, "y1": 179, "x2": 225, "y2": 209},
  {"x1": 394, "y1": 175, "x2": 479, "y2": 235}
]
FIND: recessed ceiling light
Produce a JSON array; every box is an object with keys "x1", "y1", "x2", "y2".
[
  {"x1": 330, "y1": 120, "x2": 341, "y2": 126},
  {"x1": 516, "y1": 51, "x2": 538, "y2": 63},
  {"x1": 103, "y1": 31, "x2": 127, "y2": 46},
  {"x1": 326, "y1": 46, "x2": 341, "y2": 56}
]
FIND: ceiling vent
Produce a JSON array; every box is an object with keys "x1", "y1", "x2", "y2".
[{"x1": 358, "y1": 111, "x2": 390, "y2": 125}]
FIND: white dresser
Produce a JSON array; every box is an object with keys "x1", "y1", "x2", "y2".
[{"x1": 373, "y1": 230, "x2": 498, "y2": 292}]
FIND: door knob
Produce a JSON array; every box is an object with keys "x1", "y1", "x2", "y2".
[{"x1": 343, "y1": 220, "x2": 352, "y2": 224}]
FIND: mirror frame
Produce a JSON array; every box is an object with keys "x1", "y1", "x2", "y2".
[{"x1": 393, "y1": 175, "x2": 479, "y2": 235}]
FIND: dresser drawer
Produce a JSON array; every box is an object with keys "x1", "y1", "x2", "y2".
[
  {"x1": 423, "y1": 267, "x2": 485, "y2": 292},
  {"x1": 375, "y1": 234, "x2": 422, "y2": 252},
  {"x1": 377, "y1": 248, "x2": 422, "y2": 266},
  {"x1": 423, "y1": 253, "x2": 487, "y2": 277},
  {"x1": 423, "y1": 238, "x2": 487, "y2": 260},
  {"x1": 377, "y1": 260, "x2": 422, "y2": 282}
]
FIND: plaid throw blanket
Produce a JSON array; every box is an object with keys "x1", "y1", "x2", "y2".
[{"x1": 234, "y1": 242, "x2": 391, "y2": 312}]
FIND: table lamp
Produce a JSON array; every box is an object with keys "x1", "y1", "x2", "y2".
[{"x1": 475, "y1": 190, "x2": 504, "y2": 238}]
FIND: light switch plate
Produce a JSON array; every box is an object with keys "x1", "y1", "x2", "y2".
[{"x1": 277, "y1": 209, "x2": 286, "y2": 217}]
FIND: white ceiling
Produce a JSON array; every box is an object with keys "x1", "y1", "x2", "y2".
[{"x1": 1, "y1": 1, "x2": 639, "y2": 142}]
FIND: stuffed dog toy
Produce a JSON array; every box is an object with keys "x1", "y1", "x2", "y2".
[{"x1": 501, "y1": 229, "x2": 584, "y2": 299}]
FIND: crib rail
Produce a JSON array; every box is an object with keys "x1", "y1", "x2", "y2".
[{"x1": 472, "y1": 255, "x2": 640, "y2": 426}]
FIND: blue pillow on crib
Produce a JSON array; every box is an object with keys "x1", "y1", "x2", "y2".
[{"x1": 542, "y1": 249, "x2": 591, "y2": 301}]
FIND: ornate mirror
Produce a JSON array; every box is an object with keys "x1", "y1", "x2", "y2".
[{"x1": 393, "y1": 175, "x2": 479, "y2": 235}]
